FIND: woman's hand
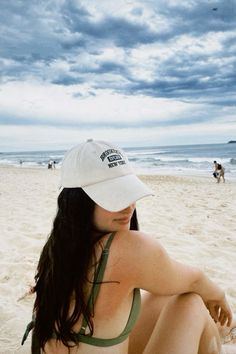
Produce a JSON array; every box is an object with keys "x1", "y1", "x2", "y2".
[
  {"x1": 205, "y1": 294, "x2": 232, "y2": 327},
  {"x1": 190, "y1": 271, "x2": 233, "y2": 327}
]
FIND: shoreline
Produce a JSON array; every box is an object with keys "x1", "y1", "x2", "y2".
[
  {"x1": 0, "y1": 166, "x2": 235, "y2": 353},
  {"x1": 1, "y1": 163, "x2": 236, "y2": 181}
]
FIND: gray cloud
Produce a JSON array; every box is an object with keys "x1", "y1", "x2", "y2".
[
  {"x1": 51, "y1": 75, "x2": 84, "y2": 86},
  {"x1": 60, "y1": 1, "x2": 159, "y2": 47},
  {"x1": 0, "y1": 0, "x2": 236, "y2": 113}
]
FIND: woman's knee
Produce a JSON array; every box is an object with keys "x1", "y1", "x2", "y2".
[{"x1": 168, "y1": 293, "x2": 207, "y2": 316}]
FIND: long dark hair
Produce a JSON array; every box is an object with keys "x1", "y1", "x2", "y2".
[{"x1": 33, "y1": 188, "x2": 139, "y2": 349}]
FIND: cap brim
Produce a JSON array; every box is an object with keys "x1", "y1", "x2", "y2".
[{"x1": 83, "y1": 174, "x2": 153, "y2": 212}]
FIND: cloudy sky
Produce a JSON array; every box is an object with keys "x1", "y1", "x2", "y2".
[{"x1": 0, "y1": 0, "x2": 236, "y2": 151}]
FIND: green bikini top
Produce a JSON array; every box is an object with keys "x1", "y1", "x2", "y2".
[
  {"x1": 66, "y1": 231, "x2": 141, "y2": 347},
  {"x1": 22, "y1": 232, "x2": 141, "y2": 349}
]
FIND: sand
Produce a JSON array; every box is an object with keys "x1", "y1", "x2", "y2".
[{"x1": 0, "y1": 166, "x2": 235, "y2": 353}]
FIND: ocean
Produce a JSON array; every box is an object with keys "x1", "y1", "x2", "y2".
[{"x1": 1, "y1": 143, "x2": 236, "y2": 179}]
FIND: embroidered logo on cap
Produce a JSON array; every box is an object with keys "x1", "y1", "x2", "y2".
[{"x1": 100, "y1": 149, "x2": 126, "y2": 168}]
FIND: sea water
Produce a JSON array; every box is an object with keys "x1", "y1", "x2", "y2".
[
  {"x1": 0, "y1": 143, "x2": 236, "y2": 179},
  {"x1": 126, "y1": 143, "x2": 236, "y2": 178}
]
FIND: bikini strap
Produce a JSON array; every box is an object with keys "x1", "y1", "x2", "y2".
[{"x1": 79, "y1": 232, "x2": 116, "y2": 335}]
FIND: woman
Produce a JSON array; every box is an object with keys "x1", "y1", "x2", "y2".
[{"x1": 23, "y1": 139, "x2": 235, "y2": 354}]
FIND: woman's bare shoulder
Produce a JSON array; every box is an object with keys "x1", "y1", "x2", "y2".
[
  {"x1": 113, "y1": 230, "x2": 199, "y2": 296},
  {"x1": 111, "y1": 230, "x2": 165, "y2": 281},
  {"x1": 114, "y1": 230, "x2": 163, "y2": 254}
]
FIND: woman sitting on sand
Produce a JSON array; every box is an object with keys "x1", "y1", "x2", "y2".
[{"x1": 23, "y1": 140, "x2": 235, "y2": 354}]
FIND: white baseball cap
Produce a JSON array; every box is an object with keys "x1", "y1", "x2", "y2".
[{"x1": 60, "y1": 139, "x2": 153, "y2": 211}]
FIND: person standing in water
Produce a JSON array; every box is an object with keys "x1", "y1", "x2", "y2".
[{"x1": 213, "y1": 161, "x2": 225, "y2": 183}]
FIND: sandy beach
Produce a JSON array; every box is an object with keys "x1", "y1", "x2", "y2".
[{"x1": 0, "y1": 166, "x2": 235, "y2": 353}]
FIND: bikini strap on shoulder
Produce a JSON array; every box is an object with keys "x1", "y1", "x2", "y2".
[
  {"x1": 103, "y1": 231, "x2": 116, "y2": 252},
  {"x1": 79, "y1": 232, "x2": 116, "y2": 335}
]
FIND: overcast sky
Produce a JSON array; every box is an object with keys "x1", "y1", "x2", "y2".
[{"x1": 0, "y1": 0, "x2": 236, "y2": 151}]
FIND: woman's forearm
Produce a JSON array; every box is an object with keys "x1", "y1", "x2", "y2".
[{"x1": 191, "y1": 269, "x2": 224, "y2": 302}]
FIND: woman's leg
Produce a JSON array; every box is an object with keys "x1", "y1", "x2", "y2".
[
  {"x1": 128, "y1": 291, "x2": 172, "y2": 354},
  {"x1": 129, "y1": 292, "x2": 221, "y2": 354},
  {"x1": 221, "y1": 172, "x2": 225, "y2": 183}
]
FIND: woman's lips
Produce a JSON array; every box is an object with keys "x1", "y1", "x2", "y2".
[{"x1": 115, "y1": 215, "x2": 132, "y2": 224}]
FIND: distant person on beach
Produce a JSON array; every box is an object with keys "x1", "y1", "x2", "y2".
[
  {"x1": 22, "y1": 140, "x2": 235, "y2": 354},
  {"x1": 213, "y1": 160, "x2": 225, "y2": 183},
  {"x1": 47, "y1": 160, "x2": 53, "y2": 169}
]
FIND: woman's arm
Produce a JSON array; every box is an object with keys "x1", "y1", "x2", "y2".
[
  {"x1": 125, "y1": 231, "x2": 232, "y2": 326},
  {"x1": 191, "y1": 271, "x2": 232, "y2": 326}
]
